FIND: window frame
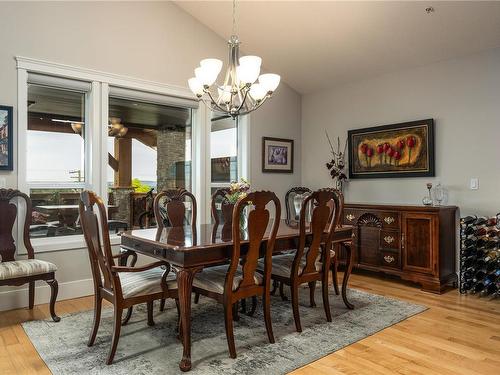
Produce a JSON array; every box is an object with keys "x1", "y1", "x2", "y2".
[{"x1": 16, "y1": 57, "x2": 207, "y2": 254}]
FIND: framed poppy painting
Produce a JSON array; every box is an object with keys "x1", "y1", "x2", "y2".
[
  {"x1": 0, "y1": 105, "x2": 13, "y2": 171},
  {"x1": 347, "y1": 119, "x2": 434, "y2": 179}
]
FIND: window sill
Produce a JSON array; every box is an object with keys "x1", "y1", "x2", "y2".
[{"x1": 26, "y1": 234, "x2": 121, "y2": 254}]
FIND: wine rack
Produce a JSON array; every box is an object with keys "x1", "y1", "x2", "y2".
[{"x1": 460, "y1": 215, "x2": 500, "y2": 297}]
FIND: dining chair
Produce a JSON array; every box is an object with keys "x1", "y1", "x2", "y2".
[
  {"x1": 79, "y1": 191, "x2": 179, "y2": 365},
  {"x1": 154, "y1": 188, "x2": 197, "y2": 311},
  {"x1": 211, "y1": 187, "x2": 231, "y2": 226},
  {"x1": 0, "y1": 189, "x2": 60, "y2": 322},
  {"x1": 259, "y1": 189, "x2": 340, "y2": 332},
  {"x1": 272, "y1": 186, "x2": 313, "y2": 300},
  {"x1": 284, "y1": 186, "x2": 312, "y2": 222},
  {"x1": 329, "y1": 189, "x2": 349, "y2": 297},
  {"x1": 192, "y1": 191, "x2": 281, "y2": 358}
]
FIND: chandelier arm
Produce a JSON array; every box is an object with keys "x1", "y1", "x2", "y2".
[
  {"x1": 235, "y1": 86, "x2": 251, "y2": 113},
  {"x1": 238, "y1": 95, "x2": 271, "y2": 116},
  {"x1": 204, "y1": 90, "x2": 228, "y2": 113}
]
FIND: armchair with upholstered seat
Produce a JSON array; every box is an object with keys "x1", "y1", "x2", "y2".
[
  {"x1": 0, "y1": 189, "x2": 60, "y2": 322},
  {"x1": 79, "y1": 191, "x2": 180, "y2": 365}
]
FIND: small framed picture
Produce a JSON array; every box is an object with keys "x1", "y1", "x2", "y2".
[
  {"x1": 0, "y1": 105, "x2": 13, "y2": 171},
  {"x1": 262, "y1": 137, "x2": 294, "y2": 173}
]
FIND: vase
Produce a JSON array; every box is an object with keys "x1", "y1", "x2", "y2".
[{"x1": 221, "y1": 203, "x2": 248, "y2": 230}]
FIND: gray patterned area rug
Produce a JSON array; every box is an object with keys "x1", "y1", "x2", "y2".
[{"x1": 23, "y1": 287, "x2": 426, "y2": 374}]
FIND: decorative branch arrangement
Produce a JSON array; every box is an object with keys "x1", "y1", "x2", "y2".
[{"x1": 325, "y1": 130, "x2": 348, "y2": 190}]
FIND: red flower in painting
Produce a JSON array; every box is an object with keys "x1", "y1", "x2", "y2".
[
  {"x1": 406, "y1": 136, "x2": 416, "y2": 148},
  {"x1": 398, "y1": 140, "x2": 405, "y2": 149},
  {"x1": 383, "y1": 142, "x2": 390, "y2": 152},
  {"x1": 387, "y1": 148, "x2": 394, "y2": 157},
  {"x1": 366, "y1": 148, "x2": 374, "y2": 157},
  {"x1": 360, "y1": 143, "x2": 368, "y2": 154},
  {"x1": 394, "y1": 151, "x2": 401, "y2": 160},
  {"x1": 376, "y1": 145, "x2": 384, "y2": 154}
]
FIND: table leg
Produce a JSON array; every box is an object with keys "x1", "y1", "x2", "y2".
[
  {"x1": 341, "y1": 243, "x2": 354, "y2": 310},
  {"x1": 177, "y1": 267, "x2": 199, "y2": 372}
]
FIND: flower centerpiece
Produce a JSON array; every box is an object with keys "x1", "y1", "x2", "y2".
[
  {"x1": 225, "y1": 178, "x2": 250, "y2": 204},
  {"x1": 222, "y1": 178, "x2": 251, "y2": 229},
  {"x1": 325, "y1": 130, "x2": 348, "y2": 191}
]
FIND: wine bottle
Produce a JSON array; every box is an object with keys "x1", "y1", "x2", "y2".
[
  {"x1": 471, "y1": 278, "x2": 492, "y2": 294},
  {"x1": 474, "y1": 217, "x2": 488, "y2": 226},
  {"x1": 461, "y1": 279, "x2": 473, "y2": 291},
  {"x1": 462, "y1": 238, "x2": 477, "y2": 247},
  {"x1": 462, "y1": 256, "x2": 477, "y2": 268},
  {"x1": 479, "y1": 282, "x2": 498, "y2": 296},
  {"x1": 486, "y1": 217, "x2": 498, "y2": 227},
  {"x1": 485, "y1": 269, "x2": 500, "y2": 283},
  {"x1": 474, "y1": 227, "x2": 487, "y2": 237},
  {"x1": 461, "y1": 226, "x2": 475, "y2": 236},
  {"x1": 461, "y1": 216, "x2": 477, "y2": 225},
  {"x1": 473, "y1": 269, "x2": 487, "y2": 283}
]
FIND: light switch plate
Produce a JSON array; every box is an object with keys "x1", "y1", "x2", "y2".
[
  {"x1": 470, "y1": 178, "x2": 479, "y2": 190},
  {"x1": 0, "y1": 177, "x2": 6, "y2": 188}
]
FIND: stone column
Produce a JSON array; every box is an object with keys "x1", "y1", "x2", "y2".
[
  {"x1": 156, "y1": 128, "x2": 188, "y2": 191},
  {"x1": 109, "y1": 187, "x2": 135, "y2": 226}
]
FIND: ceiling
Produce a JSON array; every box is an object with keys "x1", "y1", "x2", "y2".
[{"x1": 176, "y1": 1, "x2": 500, "y2": 94}]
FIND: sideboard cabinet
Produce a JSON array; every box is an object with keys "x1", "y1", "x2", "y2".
[{"x1": 338, "y1": 203, "x2": 457, "y2": 293}]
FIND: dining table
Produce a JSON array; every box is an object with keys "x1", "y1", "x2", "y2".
[{"x1": 120, "y1": 219, "x2": 354, "y2": 372}]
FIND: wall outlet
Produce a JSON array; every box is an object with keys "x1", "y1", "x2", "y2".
[
  {"x1": 470, "y1": 178, "x2": 479, "y2": 190},
  {"x1": 0, "y1": 177, "x2": 6, "y2": 188}
]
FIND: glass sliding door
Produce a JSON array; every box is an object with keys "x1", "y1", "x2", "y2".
[{"x1": 106, "y1": 96, "x2": 193, "y2": 228}]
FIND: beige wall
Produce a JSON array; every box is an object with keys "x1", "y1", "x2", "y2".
[
  {"x1": 0, "y1": 1, "x2": 301, "y2": 310},
  {"x1": 302, "y1": 48, "x2": 500, "y2": 217}
]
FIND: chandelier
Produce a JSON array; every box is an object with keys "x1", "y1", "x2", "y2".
[{"x1": 187, "y1": 0, "x2": 280, "y2": 118}]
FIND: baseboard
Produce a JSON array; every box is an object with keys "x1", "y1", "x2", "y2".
[{"x1": 0, "y1": 278, "x2": 94, "y2": 312}]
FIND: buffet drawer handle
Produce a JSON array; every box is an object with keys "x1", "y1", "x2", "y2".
[
  {"x1": 384, "y1": 255, "x2": 395, "y2": 263},
  {"x1": 346, "y1": 214, "x2": 355, "y2": 221},
  {"x1": 384, "y1": 235, "x2": 395, "y2": 244},
  {"x1": 384, "y1": 216, "x2": 395, "y2": 224}
]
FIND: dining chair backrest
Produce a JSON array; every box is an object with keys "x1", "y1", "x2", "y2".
[
  {"x1": 0, "y1": 189, "x2": 34, "y2": 261},
  {"x1": 154, "y1": 188, "x2": 197, "y2": 231},
  {"x1": 227, "y1": 191, "x2": 281, "y2": 295},
  {"x1": 295, "y1": 189, "x2": 340, "y2": 276},
  {"x1": 211, "y1": 187, "x2": 231, "y2": 225},
  {"x1": 79, "y1": 191, "x2": 117, "y2": 294},
  {"x1": 285, "y1": 187, "x2": 312, "y2": 222}
]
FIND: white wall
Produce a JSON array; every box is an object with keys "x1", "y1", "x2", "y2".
[
  {"x1": 302, "y1": 48, "x2": 500, "y2": 217},
  {"x1": 0, "y1": 1, "x2": 301, "y2": 310}
]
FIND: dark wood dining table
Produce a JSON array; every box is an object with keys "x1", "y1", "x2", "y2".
[{"x1": 121, "y1": 219, "x2": 353, "y2": 372}]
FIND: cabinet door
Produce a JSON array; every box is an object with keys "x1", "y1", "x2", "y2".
[{"x1": 402, "y1": 212, "x2": 438, "y2": 275}]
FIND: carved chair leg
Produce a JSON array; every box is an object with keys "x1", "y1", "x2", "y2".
[
  {"x1": 270, "y1": 279, "x2": 278, "y2": 295},
  {"x1": 279, "y1": 282, "x2": 287, "y2": 301},
  {"x1": 331, "y1": 255, "x2": 340, "y2": 295},
  {"x1": 224, "y1": 303, "x2": 237, "y2": 359},
  {"x1": 147, "y1": 301, "x2": 155, "y2": 326},
  {"x1": 28, "y1": 281, "x2": 35, "y2": 309},
  {"x1": 175, "y1": 299, "x2": 182, "y2": 341},
  {"x1": 106, "y1": 306, "x2": 123, "y2": 365},
  {"x1": 247, "y1": 296, "x2": 257, "y2": 316},
  {"x1": 194, "y1": 293, "x2": 200, "y2": 304},
  {"x1": 46, "y1": 279, "x2": 60, "y2": 322},
  {"x1": 263, "y1": 291, "x2": 275, "y2": 344},
  {"x1": 291, "y1": 283, "x2": 302, "y2": 333},
  {"x1": 232, "y1": 301, "x2": 240, "y2": 322},
  {"x1": 322, "y1": 276, "x2": 332, "y2": 322},
  {"x1": 308, "y1": 281, "x2": 317, "y2": 307},
  {"x1": 159, "y1": 299, "x2": 166, "y2": 312},
  {"x1": 122, "y1": 307, "x2": 133, "y2": 326},
  {"x1": 88, "y1": 295, "x2": 102, "y2": 347}
]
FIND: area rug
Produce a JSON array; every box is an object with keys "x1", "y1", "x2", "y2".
[{"x1": 22, "y1": 287, "x2": 426, "y2": 374}]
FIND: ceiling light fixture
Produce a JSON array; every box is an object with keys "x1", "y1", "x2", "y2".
[{"x1": 187, "y1": 0, "x2": 280, "y2": 118}]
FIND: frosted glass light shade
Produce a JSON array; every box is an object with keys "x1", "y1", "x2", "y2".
[
  {"x1": 195, "y1": 65, "x2": 218, "y2": 86},
  {"x1": 237, "y1": 64, "x2": 260, "y2": 84},
  {"x1": 259, "y1": 73, "x2": 280, "y2": 92},
  {"x1": 200, "y1": 58, "x2": 222, "y2": 82},
  {"x1": 188, "y1": 77, "x2": 204, "y2": 96},
  {"x1": 249, "y1": 83, "x2": 267, "y2": 101},
  {"x1": 218, "y1": 85, "x2": 232, "y2": 103},
  {"x1": 239, "y1": 55, "x2": 262, "y2": 69}
]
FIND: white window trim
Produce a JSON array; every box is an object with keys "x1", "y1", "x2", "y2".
[{"x1": 16, "y1": 57, "x2": 205, "y2": 254}]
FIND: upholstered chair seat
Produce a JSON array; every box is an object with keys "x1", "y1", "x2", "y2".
[
  {"x1": 0, "y1": 259, "x2": 57, "y2": 280},
  {"x1": 258, "y1": 252, "x2": 322, "y2": 278},
  {"x1": 193, "y1": 265, "x2": 263, "y2": 295},
  {"x1": 118, "y1": 267, "x2": 177, "y2": 299}
]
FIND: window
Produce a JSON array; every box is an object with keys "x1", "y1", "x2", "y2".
[
  {"x1": 210, "y1": 115, "x2": 238, "y2": 196},
  {"x1": 27, "y1": 83, "x2": 88, "y2": 238},
  {"x1": 106, "y1": 96, "x2": 193, "y2": 228}
]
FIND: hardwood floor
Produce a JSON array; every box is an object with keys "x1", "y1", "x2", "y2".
[{"x1": 1, "y1": 272, "x2": 498, "y2": 374}]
